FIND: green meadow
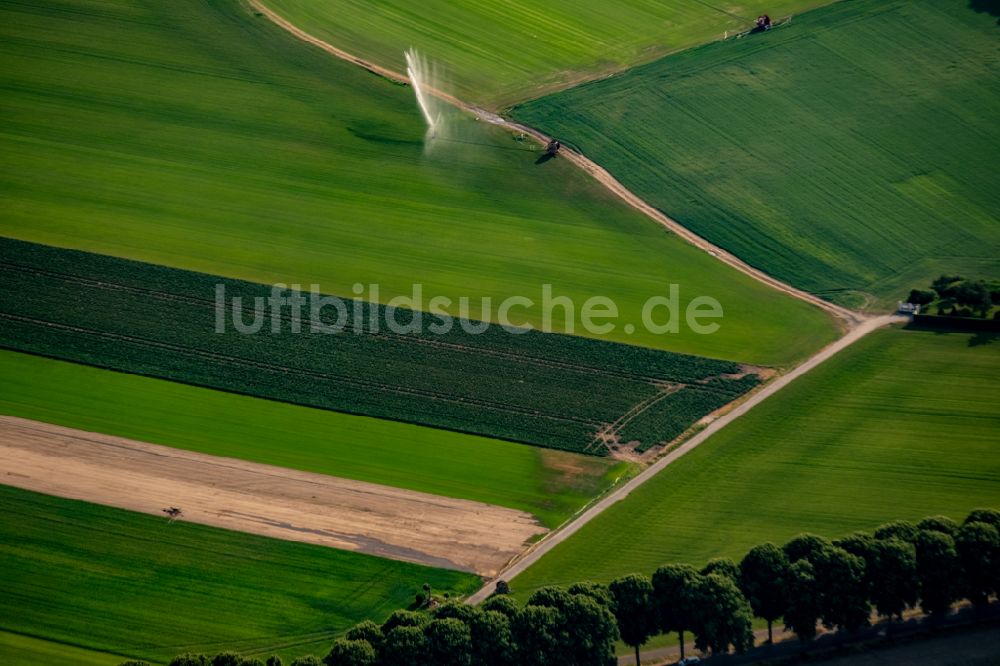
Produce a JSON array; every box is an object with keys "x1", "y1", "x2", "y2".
[
  {"x1": 0, "y1": 350, "x2": 628, "y2": 528},
  {"x1": 512, "y1": 326, "x2": 1000, "y2": 594},
  {"x1": 0, "y1": 0, "x2": 836, "y2": 366},
  {"x1": 513, "y1": 0, "x2": 1000, "y2": 309},
  {"x1": 0, "y1": 485, "x2": 480, "y2": 665},
  {"x1": 260, "y1": 0, "x2": 822, "y2": 105},
  {"x1": 0, "y1": 632, "x2": 125, "y2": 666}
]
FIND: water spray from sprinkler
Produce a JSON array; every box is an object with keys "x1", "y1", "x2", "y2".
[{"x1": 404, "y1": 48, "x2": 444, "y2": 140}]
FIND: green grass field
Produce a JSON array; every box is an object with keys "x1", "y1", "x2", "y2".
[
  {"x1": 513, "y1": 0, "x2": 1000, "y2": 309},
  {"x1": 511, "y1": 326, "x2": 1000, "y2": 595},
  {"x1": 259, "y1": 0, "x2": 823, "y2": 106},
  {"x1": 0, "y1": 485, "x2": 481, "y2": 665},
  {"x1": 0, "y1": 632, "x2": 125, "y2": 666},
  {"x1": 0, "y1": 0, "x2": 837, "y2": 367},
  {"x1": 0, "y1": 350, "x2": 629, "y2": 528}
]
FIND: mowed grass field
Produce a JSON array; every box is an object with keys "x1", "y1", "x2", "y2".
[
  {"x1": 0, "y1": 632, "x2": 125, "y2": 666},
  {"x1": 0, "y1": 0, "x2": 837, "y2": 367},
  {"x1": 511, "y1": 326, "x2": 1000, "y2": 594},
  {"x1": 0, "y1": 350, "x2": 628, "y2": 528},
  {"x1": 260, "y1": 0, "x2": 823, "y2": 105},
  {"x1": 513, "y1": 0, "x2": 1000, "y2": 309},
  {"x1": 0, "y1": 485, "x2": 481, "y2": 665}
]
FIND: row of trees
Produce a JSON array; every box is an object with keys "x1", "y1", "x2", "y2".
[
  {"x1": 122, "y1": 656, "x2": 296, "y2": 666},
  {"x1": 907, "y1": 275, "x2": 999, "y2": 318},
  {"x1": 119, "y1": 509, "x2": 999, "y2": 666}
]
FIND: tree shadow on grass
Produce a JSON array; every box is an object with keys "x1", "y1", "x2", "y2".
[
  {"x1": 968, "y1": 331, "x2": 999, "y2": 347},
  {"x1": 969, "y1": 0, "x2": 1000, "y2": 24}
]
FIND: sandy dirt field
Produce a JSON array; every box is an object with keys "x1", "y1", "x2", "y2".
[{"x1": 0, "y1": 415, "x2": 545, "y2": 575}]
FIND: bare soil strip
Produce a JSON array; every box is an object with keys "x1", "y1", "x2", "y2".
[
  {"x1": 247, "y1": 0, "x2": 857, "y2": 328},
  {"x1": 0, "y1": 415, "x2": 545, "y2": 575}
]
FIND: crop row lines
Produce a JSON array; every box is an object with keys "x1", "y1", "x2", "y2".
[{"x1": 0, "y1": 312, "x2": 602, "y2": 427}]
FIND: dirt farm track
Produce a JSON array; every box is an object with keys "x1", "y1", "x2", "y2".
[{"x1": 0, "y1": 415, "x2": 545, "y2": 575}]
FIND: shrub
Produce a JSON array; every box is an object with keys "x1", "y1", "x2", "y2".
[{"x1": 907, "y1": 289, "x2": 936, "y2": 306}]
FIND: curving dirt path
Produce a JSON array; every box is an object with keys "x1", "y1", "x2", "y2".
[
  {"x1": 466, "y1": 314, "x2": 909, "y2": 602},
  {"x1": 0, "y1": 415, "x2": 545, "y2": 576},
  {"x1": 247, "y1": 0, "x2": 857, "y2": 327}
]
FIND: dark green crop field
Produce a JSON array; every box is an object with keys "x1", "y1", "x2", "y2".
[
  {"x1": 0, "y1": 239, "x2": 760, "y2": 455},
  {"x1": 513, "y1": 0, "x2": 1000, "y2": 309},
  {"x1": 0, "y1": 485, "x2": 480, "y2": 665},
  {"x1": 512, "y1": 326, "x2": 1000, "y2": 595}
]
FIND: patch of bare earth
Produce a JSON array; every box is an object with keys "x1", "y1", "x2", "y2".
[{"x1": 0, "y1": 416, "x2": 545, "y2": 576}]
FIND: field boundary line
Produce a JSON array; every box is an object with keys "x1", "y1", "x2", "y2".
[
  {"x1": 246, "y1": 0, "x2": 858, "y2": 329},
  {"x1": 465, "y1": 314, "x2": 908, "y2": 603}
]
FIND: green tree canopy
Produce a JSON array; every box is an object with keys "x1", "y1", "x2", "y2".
[
  {"x1": 955, "y1": 521, "x2": 1000, "y2": 607},
  {"x1": 211, "y1": 653, "x2": 241, "y2": 666},
  {"x1": 914, "y1": 529, "x2": 961, "y2": 616},
  {"x1": 469, "y1": 609, "x2": 515, "y2": 666},
  {"x1": 739, "y1": 542, "x2": 789, "y2": 643},
  {"x1": 813, "y1": 546, "x2": 870, "y2": 633},
  {"x1": 431, "y1": 602, "x2": 481, "y2": 625},
  {"x1": 869, "y1": 539, "x2": 919, "y2": 624},
  {"x1": 651, "y1": 563, "x2": 700, "y2": 660},
  {"x1": 380, "y1": 609, "x2": 428, "y2": 634},
  {"x1": 873, "y1": 520, "x2": 919, "y2": 543},
  {"x1": 700, "y1": 557, "x2": 740, "y2": 582},
  {"x1": 481, "y1": 594, "x2": 519, "y2": 618},
  {"x1": 916, "y1": 516, "x2": 960, "y2": 536},
  {"x1": 833, "y1": 532, "x2": 878, "y2": 598},
  {"x1": 784, "y1": 559, "x2": 821, "y2": 643},
  {"x1": 525, "y1": 588, "x2": 617, "y2": 666},
  {"x1": 608, "y1": 574, "x2": 657, "y2": 666},
  {"x1": 169, "y1": 655, "x2": 210, "y2": 666},
  {"x1": 424, "y1": 617, "x2": 472, "y2": 666},
  {"x1": 345, "y1": 620, "x2": 382, "y2": 651},
  {"x1": 323, "y1": 639, "x2": 376, "y2": 666},
  {"x1": 965, "y1": 509, "x2": 1000, "y2": 529},
  {"x1": 688, "y1": 573, "x2": 754, "y2": 656},
  {"x1": 783, "y1": 533, "x2": 831, "y2": 563},
  {"x1": 567, "y1": 581, "x2": 614, "y2": 608},
  {"x1": 510, "y1": 604, "x2": 560, "y2": 666},
  {"x1": 380, "y1": 625, "x2": 427, "y2": 666},
  {"x1": 290, "y1": 658, "x2": 323, "y2": 666}
]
